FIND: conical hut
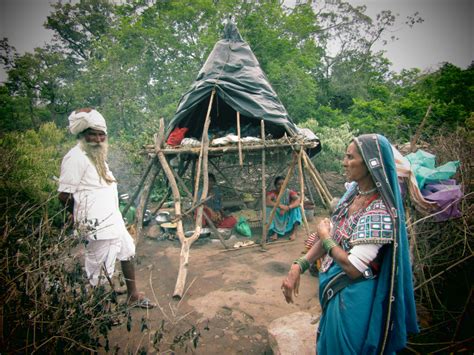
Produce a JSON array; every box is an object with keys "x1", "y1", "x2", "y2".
[{"x1": 132, "y1": 20, "x2": 331, "y2": 298}]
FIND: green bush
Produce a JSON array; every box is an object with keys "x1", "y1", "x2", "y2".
[
  {"x1": 301, "y1": 119, "x2": 357, "y2": 173},
  {"x1": 0, "y1": 122, "x2": 69, "y2": 216}
]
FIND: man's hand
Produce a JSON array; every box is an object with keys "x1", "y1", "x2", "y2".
[{"x1": 281, "y1": 264, "x2": 301, "y2": 303}]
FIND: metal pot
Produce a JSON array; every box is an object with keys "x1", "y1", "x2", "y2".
[
  {"x1": 143, "y1": 209, "x2": 152, "y2": 226},
  {"x1": 155, "y1": 211, "x2": 170, "y2": 224},
  {"x1": 184, "y1": 228, "x2": 211, "y2": 238}
]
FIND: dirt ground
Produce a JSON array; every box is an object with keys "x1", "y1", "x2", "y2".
[{"x1": 107, "y1": 214, "x2": 328, "y2": 354}]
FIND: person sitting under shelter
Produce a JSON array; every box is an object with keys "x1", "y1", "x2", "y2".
[
  {"x1": 266, "y1": 176, "x2": 302, "y2": 241},
  {"x1": 198, "y1": 173, "x2": 237, "y2": 229}
]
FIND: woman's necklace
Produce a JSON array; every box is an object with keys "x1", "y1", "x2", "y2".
[{"x1": 357, "y1": 186, "x2": 378, "y2": 196}]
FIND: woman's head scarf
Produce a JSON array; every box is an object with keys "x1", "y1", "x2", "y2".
[{"x1": 353, "y1": 134, "x2": 419, "y2": 353}]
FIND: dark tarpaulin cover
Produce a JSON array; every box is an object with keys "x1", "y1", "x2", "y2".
[{"x1": 166, "y1": 21, "x2": 299, "y2": 140}]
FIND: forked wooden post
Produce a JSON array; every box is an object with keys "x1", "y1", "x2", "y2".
[
  {"x1": 237, "y1": 111, "x2": 243, "y2": 166},
  {"x1": 160, "y1": 87, "x2": 214, "y2": 299}
]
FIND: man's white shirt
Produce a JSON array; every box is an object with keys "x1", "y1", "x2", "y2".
[{"x1": 58, "y1": 144, "x2": 128, "y2": 240}]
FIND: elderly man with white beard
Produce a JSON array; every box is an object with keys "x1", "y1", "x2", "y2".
[{"x1": 58, "y1": 108, "x2": 155, "y2": 309}]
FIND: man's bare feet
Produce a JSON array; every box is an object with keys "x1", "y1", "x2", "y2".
[{"x1": 127, "y1": 292, "x2": 156, "y2": 309}]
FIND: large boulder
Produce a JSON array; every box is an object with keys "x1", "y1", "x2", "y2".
[{"x1": 268, "y1": 311, "x2": 319, "y2": 355}]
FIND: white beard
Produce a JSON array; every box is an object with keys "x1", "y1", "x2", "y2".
[{"x1": 79, "y1": 137, "x2": 115, "y2": 184}]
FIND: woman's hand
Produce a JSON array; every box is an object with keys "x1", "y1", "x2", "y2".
[
  {"x1": 279, "y1": 204, "x2": 290, "y2": 212},
  {"x1": 281, "y1": 264, "x2": 301, "y2": 303},
  {"x1": 316, "y1": 218, "x2": 332, "y2": 240}
]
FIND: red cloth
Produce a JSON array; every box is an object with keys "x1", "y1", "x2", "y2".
[
  {"x1": 166, "y1": 127, "x2": 189, "y2": 146},
  {"x1": 198, "y1": 207, "x2": 237, "y2": 229}
]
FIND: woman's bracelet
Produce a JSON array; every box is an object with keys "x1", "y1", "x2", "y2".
[
  {"x1": 322, "y1": 238, "x2": 338, "y2": 256},
  {"x1": 293, "y1": 256, "x2": 310, "y2": 273}
]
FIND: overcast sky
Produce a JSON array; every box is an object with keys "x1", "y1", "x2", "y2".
[{"x1": 0, "y1": 0, "x2": 472, "y2": 82}]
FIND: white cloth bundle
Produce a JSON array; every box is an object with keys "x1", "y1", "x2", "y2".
[{"x1": 68, "y1": 109, "x2": 107, "y2": 135}]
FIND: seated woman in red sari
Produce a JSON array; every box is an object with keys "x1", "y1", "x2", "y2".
[
  {"x1": 266, "y1": 176, "x2": 302, "y2": 241},
  {"x1": 198, "y1": 173, "x2": 237, "y2": 229}
]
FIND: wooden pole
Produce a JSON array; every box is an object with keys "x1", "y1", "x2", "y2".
[
  {"x1": 304, "y1": 163, "x2": 325, "y2": 207},
  {"x1": 303, "y1": 159, "x2": 329, "y2": 208},
  {"x1": 302, "y1": 152, "x2": 332, "y2": 206},
  {"x1": 260, "y1": 120, "x2": 267, "y2": 247},
  {"x1": 303, "y1": 168, "x2": 316, "y2": 205},
  {"x1": 297, "y1": 149, "x2": 310, "y2": 235},
  {"x1": 122, "y1": 156, "x2": 155, "y2": 216},
  {"x1": 135, "y1": 164, "x2": 160, "y2": 242},
  {"x1": 193, "y1": 90, "x2": 216, "y2": 204},
  {"x1": 303, "y1": 151, "x2": 333, "y2": 202},
  {"x1": 261, "y1": 153, "x2": 297, "y2": 246},
  {"x1": 237, "y1": 111, "x2": 243, "y2": 166}
]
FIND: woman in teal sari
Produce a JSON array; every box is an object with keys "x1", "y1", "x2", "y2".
[
  {"x1": 281, "y1": 134, "x2": 418, "y2": 354},
  {"x1": 266, "y1": 176, "x2": 302, "y2": 241}
]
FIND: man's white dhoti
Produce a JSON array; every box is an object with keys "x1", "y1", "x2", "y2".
[{"x1": 85, "y1": 231, "x2": 135, "y2": 286}]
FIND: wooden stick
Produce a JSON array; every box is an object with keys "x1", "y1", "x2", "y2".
[
  {"x1": 237, "y1": 111, "x2": 243, "y2": 166},
  {"x1": 304, "y1": 163, "x2": 325, "y2": 207},
  {"x1": 303, "y1": 168, "x2": 316, "y2": 205},
  {"x1": 261, "y1": 154, "x2": 297, "y2": 245},
  {"x1": 414, "y1": 253, "x2": 473, "y2": 291},
  {"x1": 302, "y1": 155, "x2": 330, "y2": 208},
  {"x1": 193, "y1": 89, "x2": 216, "y2": 204},
  {"x1": 260, "y1": 120, "x2": 267, "y2": 247},
  {"x1": 410, "y1": 103, "x2": 432, "y2": 153},
  {"x1": 135, "y1": 164, "x2": 160, "y2": 243},
  {"x1": 303, "y1": 151, "x2": 333, "y2": 203},
  {"x1": 122, "y1": 157, "x2": 155, "y2": 216},
  {"x1": 144, "y1": 140, "x2": 319, "y2": 155},
  {"x1": 302, "y1": 152, "x2": 332, "y2": 206},
  {"x1": 297, "y1": 149, "x2": 310, "y2": 235}
]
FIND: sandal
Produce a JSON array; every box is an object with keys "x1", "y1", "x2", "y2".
[{"x1": 128, "y1": 297, "x2": 156, "y2": 309}]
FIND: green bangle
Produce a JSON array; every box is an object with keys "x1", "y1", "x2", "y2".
[
  {"x1": 322, "y1": 238, "x2": 338, "y2": 256},
  {"x1": 293, "y1": 256, "x2": 310, "y2": 274}
]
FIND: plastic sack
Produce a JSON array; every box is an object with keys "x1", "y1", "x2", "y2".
[
  {"x1": 405, "y1": 149, "x2": 460, "y2": 189},
  {"x1": 235, "y1": 216, "x2": 252, "y2": 237}
]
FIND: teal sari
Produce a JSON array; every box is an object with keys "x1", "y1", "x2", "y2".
[
  {"x1": 317, "y1": 134, "x2": 419, "y2": 354},
  {"x1": 266, "y1": 188, "x2": 302, "y2": 237}
]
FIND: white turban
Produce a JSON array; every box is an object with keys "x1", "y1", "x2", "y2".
[{"x1": 68, "y1": 109, "x2": 107, "y2": 135}]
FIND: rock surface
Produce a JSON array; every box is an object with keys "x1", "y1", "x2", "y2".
[{"x1": 268, "y1": 311, "x2": 320, "y2": 355}]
